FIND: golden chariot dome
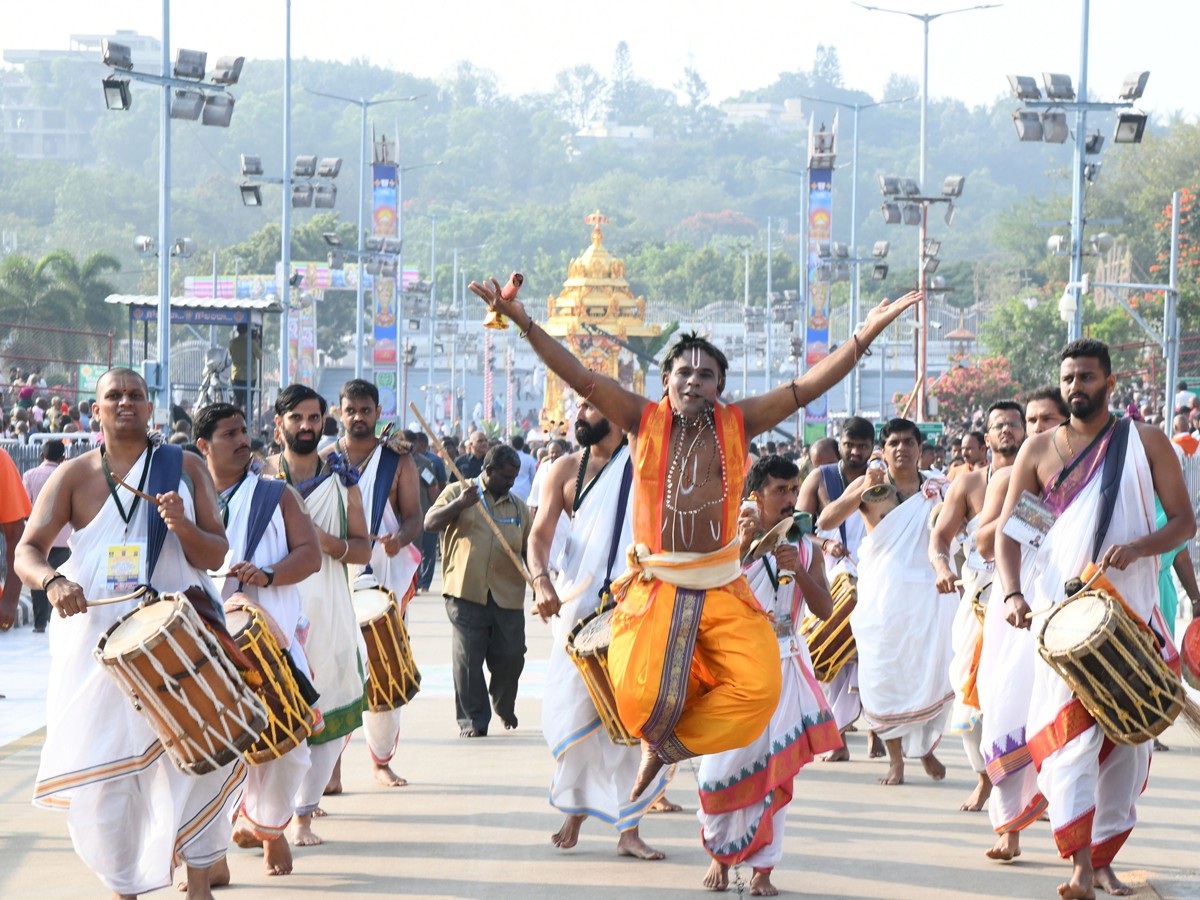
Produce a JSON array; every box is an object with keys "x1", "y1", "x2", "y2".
[{"x1": 539, "y1": 211, "x2": 661, "y2": 436}]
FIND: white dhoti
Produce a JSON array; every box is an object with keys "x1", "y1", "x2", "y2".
[
  {"x1": 816, "y1": 519, "x2": 865, "y2": 731},
  {"x1": 949, "y1": 519, "x2": 989, "y2": 773},
  {"x1": 853, "y1": 491, "x2": 957, "y2": 758},
  {"x1": 34, "y1": 449, "x2": 242, "y2": 895}
]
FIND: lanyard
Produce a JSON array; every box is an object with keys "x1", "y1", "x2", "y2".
[
  {"x1": 218, "y1": 469, "x2": 250, "y2": 526},
  {"x1": 101, "y1": 443, "x2": 151, "y2": 528},
  {"x1": 480, "y1": 490, "x2": 520, "y2": 526}
]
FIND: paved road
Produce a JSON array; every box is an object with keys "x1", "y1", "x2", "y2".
[{"x1": 1, "y1": 581, "x2": 1196, "y2": 899}]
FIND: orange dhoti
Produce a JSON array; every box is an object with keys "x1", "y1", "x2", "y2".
[{"x1": 608, "y1": 542, "x2": 781, "y2": 763}]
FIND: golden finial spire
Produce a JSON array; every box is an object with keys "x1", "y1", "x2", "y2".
[{"x1": 585, "y1": 210, "x2": 609, "y2": 247}]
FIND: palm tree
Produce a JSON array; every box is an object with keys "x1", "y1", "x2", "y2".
[
  {"x1": 0, "y1": 254, "x2": 76, "y2": 327},
  {"x1": 38, "y1": 249, "x2": 121, "y2": 332}
]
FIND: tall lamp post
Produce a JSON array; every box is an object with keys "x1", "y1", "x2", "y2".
[
  {"x1": 853, "y1": 2, "x2": 998, "y2": 188},
  {"x1": 304, "y1": 90, "x2": 420, "y2": 379}
]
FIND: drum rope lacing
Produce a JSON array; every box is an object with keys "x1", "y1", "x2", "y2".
[{"x1": 236, "y1": 607, "x2": 314, "y2": 760}]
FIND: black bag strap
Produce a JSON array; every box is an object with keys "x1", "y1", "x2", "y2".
[
  {"x1": 600, "y1": 456, "x2": 635, "y2": 601},
  {"x1": 820, "y1": 462, "x2": 848, "y2": 546},
  {"x1": 145, "y1": 444, "x2": 182, "y2": 581},
  {"x1": 242, "y1": 477, "x2": 287, "y2": 565},
  {"x1": 369, "y1": 446, "x2": 401, "y2": 538},
  {"x1": 1090, "y1": 416, "x2": 1132, "y2": 564}
]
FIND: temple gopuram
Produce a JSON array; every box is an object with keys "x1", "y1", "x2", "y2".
[{"x1": 539, "y1": 211, "x2": 661, "y2": 434}]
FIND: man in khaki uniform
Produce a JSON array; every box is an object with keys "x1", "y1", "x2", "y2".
[{"x1": 425, "y1": 444, "x2": 532, "y2": 737}]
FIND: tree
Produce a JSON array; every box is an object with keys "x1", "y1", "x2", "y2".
[
  {"x1": 811, "y1": 44, "x2": 844, "y2": 89},
  {"x1": 555, "y1": 65, "x2": 607, "y2": 130},
  {"x1": 926, "y1": 355, "x2": 1018, "y2": 431},
  {"x1": 609, "y1": 41, "x2": 636, "y2": 122},
  {"x1": 979, "y1": 290, "x2": 1072, "y2": 390},
  {"x1": 0, "y1": 253, "x2": 77, "y2": 326},
  {"x1": 38, "y1": 249, "x2": 122, "y2": 332}
]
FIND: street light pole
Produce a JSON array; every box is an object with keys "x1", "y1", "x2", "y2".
[
  {"x1": 765, "y1": 216, "x2": 773, "y2": 395},
  {"x1": 427, "y1": 214, "x2": 437, "y2": 421},
  {"x1": 280, "y1": 0, "x2": 293, "y2": 388},
  {"x1": 1066, "y1": 0, "x2": 1091, "y2": 342},
  {"x1": 157, "y1": 0, "x2": 171, "y2": 406}
]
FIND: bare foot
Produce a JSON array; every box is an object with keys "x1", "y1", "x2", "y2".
[
  {"x1": 986, "y1": 832, "x2": 1021, "y2": 861},
  {"x1": 293, "y1": 814, "x2": 323, "y2": 846},
  {"x1": 311, "y1": 805, "x2": 328, "y2": 818},
  {"x1": 231, "y1": 824, "x2": 263, "y2": 849},
  {"x1": 372, "y1": 763, "x2": 408, "y2": 787},
  {"x1": 551, "y1": 814, "x2": 586, "y2": 849},
  {"x1": 263, "y1": 835, "x2": 293, "y2": 876},
  {"x1": 922, "y1": 752, "x2": 947, "y2": 781},
  {"x1": 630, "y1": 741, "x2": 666, "y2": 802},
  {"x1": 1058, "y1": 854, "x2": 1096, "y2": 900},
  {"x1": 878, "y1": 761, "x2": 904, "y2": 785},
  {"x1": 649, "y1": 794, "x2": 682, "y2": 813},
  {"x1": 1058, "y1": 876, "x2": 1096, "y2": 899},
  {"x1": 823, "y1": 745, "x2": 850, "y2": 762},
  {"x1": 750, "y1": 869, "x2": 779, "y2": 896},
  {"x1": 616, "y1": 827, "x2": 665, "y2": 860},
  {"x1": 868, "y1": 731, "x2": 886, "y2": 758},
  {"x1": 1094, "y1": 865, "x2": 1133, "y2": 896},
  {"x1": 323, "y1": 755, "x2": 343, "y2": 795},
  {"x1": 959, "y1": 772, "x2": 992, "y2": 810},
  {"x1": 703, "y1": 859, "x2": 730, "y2": 891},
  {"x1": 175, "y1": 857, "x2": 229, "y2": 897}
]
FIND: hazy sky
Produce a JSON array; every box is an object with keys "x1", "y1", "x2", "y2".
[{"x1": 1, "y1": 0, "x2": 1192, "y2": 118}]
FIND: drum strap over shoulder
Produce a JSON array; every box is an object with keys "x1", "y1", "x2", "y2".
[
  {"x1": 820, "y1": 462, "x2": 847, "y2": 546},
  {"x1": 243, "y1": 477, "x2": 287, "y2": 564},
  {"x1": 600, "y1": 457, "x2": 635, "y2": 604},
  {"x1": 1090, "y1": 416, "x2": 1131, "y2": 565},
  {"x1": 365, "y1": 446, "x2": 401, "y2": 576},
  {"x1": 145, "y1": 443, "x2": 183, "y2": 581}
]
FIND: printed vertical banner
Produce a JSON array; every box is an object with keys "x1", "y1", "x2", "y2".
[
  {"x1": 376, "y1": 371, "x2": 397, "y2": 420},
  {"x1": 805, "y1": 166, "x2": 833, "y2": 422},
  {"x1": 372, "y1": 163, "x2": 399, "y2": 367},
  {"x1": 282, "y1": 262, "x2": 321, "y2": 386}
]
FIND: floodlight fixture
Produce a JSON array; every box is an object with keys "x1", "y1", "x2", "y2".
[
  {"x1": 872, "y1": 240, "x2": 890, "y2": 258},
  {"x1": 817, "y1": 241, "x2": 831, "y2": 259},
  {"x1": 134, "y1": 235, "x2": 157, "y2": 257},
  {"x1": 900, "y1": 178, "x2": 920, "y2": 196},
  {"x1": 239, "y1": 183, "x2": 263, "y2": 206},
  {"x1": 1084, "y1": 162, "x2": 1101, "y2": 183},
  {"x1": 291, "y1": 183, "x2": 314, "y2": 207},
  {"x1": 1042, "y1": 72, "x2": 1075, "y2": 101},
  {"x1": 380, "y1": 259, "x2": 398, "y2": 279},
  {"x1": 382, "y1": 238, "x2": 403, "y2": 255},
  {"x1": 902, "y1": 203, "x2": 922, "y2": 226},
  {"x1": 881, "y1": 202, "x2": 902, "y2": 224},
  {"x1": 173, "y1": 49, "x2": 208, "y2": 81},
  {"x1": 1013, "y1": 110, "x2": 1044, "y2": 142},
  {"x1": 1090, "y1": 232, "x2": 1115, "y2": 254},
  {"x1": 293, "y1": 155, "x2": 317, "y2": 178},
  {"x1": 313, "y1": 184, "x2": 337, "y2": 208},
  {"x1": 944, "y1": 203, "x2": 957, "y2": 227},
  {"x1": 1113, "y1": 112, "x2": 1147, "y2": 144},
  {"x1": 327, "y1": 251, "x2": 345, "y2": 270},
  {"x1": 834, "y1": 264, "x2": 851, "y2": 282},
  {"x1": 240, "y1": 154, "x2": 263, "y2": 177},
  {"x1": 1047, "y1": 234, "x2": 1067, "y2": 254},
  {"x1": 322, "y1": 232, "x2": 343, "y2": 247},
  {"x1": 878, "y1": 175, "x2": 901, "y2": 196},
  {"x1": 101, "y1": 39, "x2": 134, "y2": 71},
  {"x1": 1006, "y1": 74, "x2": 1040, "y2": 100},
  {"x1": 1118, "y1": 71, "x2": 1150, "y2": 101},
  {"x1": 210, "y1": 56, "x2": 244, "y2": 86},
  {"x1": 170, "y1": 89, "x2": 204, "y2": 121},
  {"x1": 365, "y1": 237, "x2": 384, "y2": 252},
  {"x1": 831, "y1": 242, "x2": 849, "y2": 259},
  {"x1": 172, "y1": 238, "x2": 197, "y2": 259},
  {"x1": 1084, "y1": 131, "x2": 1105, "y2": 154},
  {"x1": 923, "y1": 256, "x2": 941, "y2": 274},
  {"x1": 288, "y1": 273, "x2": 304, "y2": 288},
  {"x1": 102, "y1": 76, "x2": 132, "y2": 111},
  {"x1": 942, "y1": 175, "x2": 965, "y2": 198},
  {"x1": 813, "y1": 265, "x2": 831, "y2": 283},
  {"x1": 871, "y1": 263, "x2": 889, "y2": 281},
  {"x1": 202, "y1": 94, "x2": 234, "y2": 127},
  {"x1": 317, "y1": 157, "x2": 342, "y2": 178},
  {"x1": 365, "y1": 257, "x2": 383, "y2": 276},
  {"x1": 923, "y1": 238, "x2": 941, "y2": 257},
  {"x1": 1042, "y1": 110, "x2": 1069, "y2": 144}
]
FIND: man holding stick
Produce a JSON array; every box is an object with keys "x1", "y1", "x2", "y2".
[{"x1": 469, "y1": 275, "x2": 920, "y2": 798}]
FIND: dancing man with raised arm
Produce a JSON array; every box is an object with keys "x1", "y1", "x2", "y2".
[{"x1": 469, "y1": 276, "x2": 920, "y2": 798}]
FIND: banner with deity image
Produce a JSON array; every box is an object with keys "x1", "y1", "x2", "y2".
[
  {"x1": 372, "y1": 163, "x2": 399, "y2": 368},
  {"x1": 805, "y1": 166, "x2": 833, "y2": 422}
]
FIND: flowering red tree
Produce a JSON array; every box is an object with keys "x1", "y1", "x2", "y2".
[{"x1": 925, "y1": 355, "x2": 1019, "y2": 429}]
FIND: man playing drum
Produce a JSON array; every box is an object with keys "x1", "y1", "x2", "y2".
[
  {"x1": 973, "y1": 387, "x2": 1067, "y2": 862},
  {"x1": 819, "y1": 417, "x2": 956, "y2": 787},
  {"x1": 928, "y1": 400, "x2": 1025, "y2": 812},
  {"x1": 798, "y1": 416, "x2": 875, "y2": 760},
  {"x1": 265, "y1": 384, "x2": 372, "y2": 847},
  {"x1": 698, "y1": 455, "x2": 841, "y2": 896},
  {"x1": 196, "y1": 403, "x2": 321, "y2": 877},
  {"x1": 324, "y1": 379, "x2": 423, "y2": 790},
  {"x1": 529, "y1": 395, "x2": 670, "y2": 860},
  {"x1": 15, "y1": 368, "x2": 237, "y2": 900},
  {"x1": 470, "y1": 275, "x2": 920, "y2": 799},
  {"x1": 996, "y1": 340, "x2": 1194, "y2": 899}
]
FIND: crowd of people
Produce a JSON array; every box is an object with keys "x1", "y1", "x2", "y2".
[{"x1": 0, "y1": 281, "x2": 1198, "y2": 899}]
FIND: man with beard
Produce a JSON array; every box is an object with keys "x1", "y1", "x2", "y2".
[
  {"x1": 929, "y1": 401, "x2": 1025, "y2": 813},
  {"x1": 819, "y1": 417, "x2": 956, "y2": 787},
  {"x1": 425, "y1": 444, "x2": 532, "y2": 737},
  {"x1": 265, "y1": 384, "x2": 371, "y2": 847},
  {"x1": 698, "y1": 455, "x2": 841, "y2": 896},
  {"x1": 325, "y1": 380, "x2": 422, "y2": 790},
  {"x1": 16, "y1": 368, "x2": 236, "y2": 900},
  {"x1": 972, "y1": 386, "x2": 1067, "y2": 862},
  {"x1": 949, "y1": 431, "x2": 987, "y2": 481},
  {"x1": 996, "y1": 341, "x2": 1194, "y2": 899},
  {"x1": 196, "y1": 403, "x2": 321, "y2": 878},
  {"x1": 529, "y1": 395, "x2": 670, "y2": 860},
  {"x1": 798, "y1": 416, "x2": 875, "y2": 760},
  {"x1": 470, "y1": 274, "x2": 919, "y2": 800}
]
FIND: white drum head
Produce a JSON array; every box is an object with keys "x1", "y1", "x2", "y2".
[
  {"x1": 224, "y1": 607, "x2": 252, "y2": 638},
  {"x1": 1041, "y1": 594, "x2": 1110, "y2": 654},
  {"x1": 103, "y1": 600, "x2": 178, "y2": 657},
  {"x1": 352, "y1": 588, "x2": 395, "y2": 626}
]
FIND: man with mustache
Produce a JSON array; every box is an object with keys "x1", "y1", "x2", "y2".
[
  {"x1": 266, "y1": 384, "x2": 371, "y2": 847},
  {"x1": 819, "y1": 417, "x2": 956, "y2": 787},
  {"x1": 996, "y1": 341, "x2": 1194, "y2": 899},
  {"x1": 929, "y1": 400, "x2": 1025, "y2": 813},
  {"x1": 529, "y1": 395, "x2": 669, "y2": 860},
  {"x1": 196, "y1": 402, "x2": 321, "y2": 878},
  {"x1": 798, "y1": 416, "x2": 875, "y2": 760},
  {"x1": 972, "y1": 386, "x2": 1067, "y2": 862}
]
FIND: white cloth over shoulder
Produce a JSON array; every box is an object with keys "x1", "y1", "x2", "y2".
[{"x1": 350, "y1": 444, "x2": 421, "y2": 595}]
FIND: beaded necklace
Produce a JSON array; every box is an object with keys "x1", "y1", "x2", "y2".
[{"x1": 662, "y1": 406, "x2": 727, "y2": 550}]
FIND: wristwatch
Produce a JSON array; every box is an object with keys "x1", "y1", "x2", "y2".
[{"x1": 261, "y1": 566, "x2": 275, "y2": 587}]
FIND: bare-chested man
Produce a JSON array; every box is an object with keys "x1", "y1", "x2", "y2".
[
  {"x1": 996, "y1": 341, "x2": 1194, "y2": 899},
  {"x1": 819, "y1": 417, "x2": 955, "y2": 786},
  {"x1": 529, "y1": 395, "x2": 668, "y2": 861},
  {"x1": 929, "y1": 401, "x2": 1025, "y2": 811},
  {"x1": 16, "y1": 368, "x2": 234, "y2": 900},
  {"x1": 470, "y1": 271, "x2": 920, "y2": 799},
  {"x1": 798, "y1": 415, "x2": 875, "y2": 761}
]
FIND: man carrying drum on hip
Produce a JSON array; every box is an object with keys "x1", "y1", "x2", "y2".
[
  {"x1": 996, "y1": 339, "x2": 1194, "y2": 900},
  {"x1": 16, "y1": 367, "x2": 237, "y2": 900}
]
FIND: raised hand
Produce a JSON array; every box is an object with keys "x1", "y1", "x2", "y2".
[
  {"x1": 469, "y1": 275, "x2": 529, "y2": 330},
  {"x1": 862, "y1": 290, "x2": 923, "y2": 340}
]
